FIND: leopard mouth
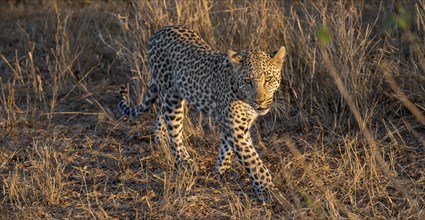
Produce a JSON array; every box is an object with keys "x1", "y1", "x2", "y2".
[
  {"x1": 247, "y1": 101, "x2": 270, "y2": 115},
  {"x1": 256, "y1": 107, "x2": 270, "y2": 115}
]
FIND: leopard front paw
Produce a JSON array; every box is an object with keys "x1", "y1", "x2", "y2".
[
  {"x1": 254, "y1": 184, "x2": 270, "y2": 202},
  {"x1": 253, "y1": 181, "x2": 277, "y2": 202}
]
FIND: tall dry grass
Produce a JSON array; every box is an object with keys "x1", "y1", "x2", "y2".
[{"x1": 0, "y1": 0, "x2": 424, "y2": 219}]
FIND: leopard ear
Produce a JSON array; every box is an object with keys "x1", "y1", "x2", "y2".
[
  {"x1": 272, "y1": 46, "x2": 286, "y2": 67},
  {"x1": 228, "y1": 50, "x2": 242, "y2": 65}
]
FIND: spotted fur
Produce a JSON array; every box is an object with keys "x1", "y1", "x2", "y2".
[{"x1": 118, "y1": 26, "x2": 286, "y2": 201}]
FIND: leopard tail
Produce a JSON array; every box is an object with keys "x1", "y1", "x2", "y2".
[{"x1": 118, "y1": 82, "x2": 158, "y2": 117}]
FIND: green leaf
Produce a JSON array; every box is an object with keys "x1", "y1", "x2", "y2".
[
  {"x1": 98, "y1": 113, "x2": 105, "y2": 122},
  {"x1": 316, "y1": 25, "x2": 331, "y2": 45},
  {"x1": 395, "y1": 6, "x2": 410, "y2": 30}
]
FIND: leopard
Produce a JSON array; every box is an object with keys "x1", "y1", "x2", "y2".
[{"x1": 118, "y1": 26, "x2": 286, "y2": 201}]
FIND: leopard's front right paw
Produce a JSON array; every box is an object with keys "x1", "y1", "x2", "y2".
[{"x1": 253, "y1": 184, "x2": 271, "y2": 202}]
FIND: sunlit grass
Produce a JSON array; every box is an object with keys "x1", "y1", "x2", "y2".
[{"x1": 0, "y1": 0, "x2": 424, "y2": 219}]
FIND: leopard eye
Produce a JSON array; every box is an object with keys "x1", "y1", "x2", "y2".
[{"x1": 243, "y1": 77, "x2": 251, "y2": 83}]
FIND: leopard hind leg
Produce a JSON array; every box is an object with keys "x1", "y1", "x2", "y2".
[{"x1": 161, "y1": 95, "x2": 192, "y2": 167}]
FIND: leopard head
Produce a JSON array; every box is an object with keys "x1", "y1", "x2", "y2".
[{"x1": 228, "y1": 46, "x2": 286, "y2": 115}]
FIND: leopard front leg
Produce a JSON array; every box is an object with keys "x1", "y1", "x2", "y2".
[
  {"x1": 225, "y1": 127, "x2": 275, "y2": 201},
  {"x1": 225, "y1": 108, "x2": 276, "y2": 201}
]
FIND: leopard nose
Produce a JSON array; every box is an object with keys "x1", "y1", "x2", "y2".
[
  {"x1": 254, "y1": 100, "x2": 265, "y2": 109},
  {"x1": 255, "y1": 99, "x2": 266, "y2": 107},
  {"x1": 254, "y1": 99, "x2": 263, "y2": 105},
  {"x1": 255, "y1": 94, "x2": 267, "y2": 105},
  {"x1": 254, "y1": 87, "x2": 270, "y2": 108}
]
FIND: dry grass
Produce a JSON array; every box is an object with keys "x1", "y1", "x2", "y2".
[{"x1": 1, "y1": 0, "x2": 424, "y2": 219}]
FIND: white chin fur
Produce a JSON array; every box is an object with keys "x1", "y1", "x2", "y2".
[{"x1": 256, "y1": 109, "x2": 269, "y2": 116}]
